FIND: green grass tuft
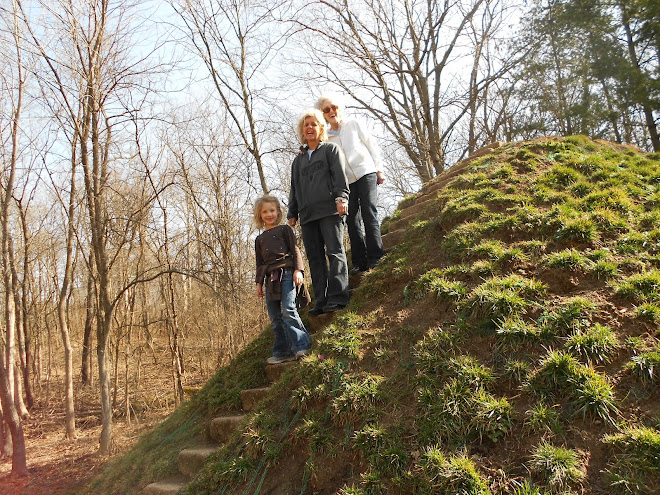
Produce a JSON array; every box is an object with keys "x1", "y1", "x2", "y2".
[
  {"x1": 539, "y1": 297, "x2": 595, "y2": 336},
  {"x1": 503, "y1": 359, "x2": 532, "y2": 385},
  {"x1": 614, "y1": 270, "x2": 660, "y2": 303},
  {"x1": 564, "y1": 323, "x2": 619, "y2": 364},
  {"x1": 496, "y1": 317, "x2": 540, "y2": 350},
  {"x1": 414, "y1": 327, "x2": 459, "y2": 376},
  {"x1": 624, "y1": 343, "x2": 660, "y2": 385},
  {"x1": 543, "y1": 248, "x2": 592, "y2": 271},
  {"x1": 464, "y1": 274, "x2": 546, "y2": 325},
  {"x1": 602, "y1": 425, "x2": 660, "y2": 494},
  {"x1": 635, "y1": 303, "x2": 660, "y2": 323},
  {"x1": 417, "y1": 447, "x2": 492, "y2": 494},
  {"x1": 332, "y1": 372, "x2": 385, "y2": 425},
  {"x1": 412, "y1": 269, "x2": 467, "y2": 303},
  {"x1": 524, "y1": 402, "x2": 562, "y2": 436},
  {"x1": 529, "y1": 441, "x2": 586, "y2": 492}
]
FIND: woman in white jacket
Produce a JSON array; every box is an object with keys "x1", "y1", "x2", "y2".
[{"x1": 316, "y1": 94, "x2": 385, "y2": 273}]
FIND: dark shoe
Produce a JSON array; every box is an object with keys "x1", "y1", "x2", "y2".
[
  {"x1": 308, "y1": 306, "x2": 324, "y2": 316},
  {"x1": 367, "y1": 259, "x2": 382, "y2": 270},
  {"x1": 349, "y1": 266, "x2": 365, "y2": 275},
  {"x1": 322, "y1": 304, "x2": 345, "y2": 313}
]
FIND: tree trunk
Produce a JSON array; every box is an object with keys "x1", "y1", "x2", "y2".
[
  {"x1": 82, "y1": 270, "x2": 95, "y2": 386},
  {"x1": 97, "y1": 317, "x2": 113, "y2": 455},
  {"x1": 0, "y1": 361, "x2": 26, "y2": 476},
  {"x1": 0, "y1": 400, "x2": 11, "y2": 458},
  {"x1": 468, "y1": 39, "x2": 484, "y2": 154},
  {"x1": 112, "y1": 332, "x2": 120, "y2": 411},
  {"x1": 57, "y1": 300, "x2": 75, "y2": 439},
  {"x1": 7, "y1": 239, "x2": 28, "y2": 420},
  {"x1": 0, "y1": 3, "x2": 27, "y2": 472},
  {"x1": 17, "y1": 209, "x2": 33, "y2": 410},
  {"x1": 12, "y1": 361, "x2": 28, "y2": 419},
  {"x1": 620, "y1": 1, "x2": 660, "y2": 151}
]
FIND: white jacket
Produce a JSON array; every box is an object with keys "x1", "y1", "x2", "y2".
[{"x1": 327, "y1": 119, "x2": 382, "y2": 184}]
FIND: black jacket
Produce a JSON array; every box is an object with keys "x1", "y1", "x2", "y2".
[{"x1": 287, "y1": 141, "x2": 349, "y2": 225}]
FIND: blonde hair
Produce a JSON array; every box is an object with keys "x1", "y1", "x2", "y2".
[
  {"x1": 296, "y1": 109, "x2": 328, "y2": 145},
  {"x1": 253, "y1": 195, "x2": 283, "y2": 229}
]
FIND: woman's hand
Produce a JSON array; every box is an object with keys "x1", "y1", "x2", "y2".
[
  {"x1": 377, "y1": 171, "x2": 386, "y2": 185},
  {"x1": 256, "y1": 283, "x2": 264, "y2": 298},
  {"x1": 288, "y1": 217, "x2": 297, "y2": 227},
  {"x1": 293, "y1": 270, "x2": 303, "y2": 287},
  {"x1": 336, "y1": 200, "x2": 348, "y2": 216}
]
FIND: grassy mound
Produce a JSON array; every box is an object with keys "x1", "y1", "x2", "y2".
[{"x1": 86, "y1": 136, "x2": 660, "y2": 494}]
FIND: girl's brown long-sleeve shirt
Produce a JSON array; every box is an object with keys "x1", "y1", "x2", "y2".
[{"x1": 255, "y1": 224, "x2": 304, "y2": 291}]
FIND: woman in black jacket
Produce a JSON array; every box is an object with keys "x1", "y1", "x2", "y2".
[{"x1": 287, "y1": 109, "x2": 350, "y2": 315}]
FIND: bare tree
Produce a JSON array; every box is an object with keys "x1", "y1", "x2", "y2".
[
  {"x1": 19, "y1": 0, "x2": 166, "y2": 455},
  {"x1": 48, "y1": 134, "x2": 79, "y2": 440},
  {"x1": 294, "y1": 0, "x2": 518, "y2": 182},
  {"x1": 0, "y1": 0, "x2": 28, "y2": 476},
  {"x1": 174, "y1": 0, "x2": 299, "y2": 194},
  {"x1": 164, "y1": 106, "x2": 262, "y2": 359}
]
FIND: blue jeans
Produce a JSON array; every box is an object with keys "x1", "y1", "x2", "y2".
[
  {"x1": 266, "y1": 269, "x2": 311, "y2": 358},
  {"x1": 300, "y1": 215, "x2": 350, "y2": 309},
  {"x1": 348, "y1": 173, "x2": 384, "y2": 269}
]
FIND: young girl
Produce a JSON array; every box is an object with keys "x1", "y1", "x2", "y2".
[{"x1": 254, "y1": 195, "x2": 311, "y2": 364}]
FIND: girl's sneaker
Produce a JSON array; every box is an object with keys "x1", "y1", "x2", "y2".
[{"x1": 266, "y1": 355, "x2": 296, "y2": 365}]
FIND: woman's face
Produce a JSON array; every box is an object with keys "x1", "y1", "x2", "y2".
[
  {"x1": 321, "y1": 101, "x2": 341, "y2": 127},
  {"x1": 303, "y1": 116, "x2": 322, "y2": 144}
]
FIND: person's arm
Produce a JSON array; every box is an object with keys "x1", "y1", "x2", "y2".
[
  {"x1": 284, "y1": 226, "x2": 304, "y2": 271},
  {"x1": 327, "y1": 143, "x2": 349, "y2": 206},
  {"x1": 285, "y1": 226, "x2": 305, "y2": 286},
  {"x1": 356, "y1": 120, "x2": 383, "y2": 171},
  {"x1": 354, "y1": 120, "x2": 385, "y2": 184},
  {"x1": 287, "y1": 159, "x2": 299, "y2": 225},
  {"x1": 255, "y1": 236, "x2": 266, "y2": 295}
]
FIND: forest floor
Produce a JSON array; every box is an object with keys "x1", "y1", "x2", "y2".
[{"x1": 0, "y1": 385, "x2": 178, "y2": 495}]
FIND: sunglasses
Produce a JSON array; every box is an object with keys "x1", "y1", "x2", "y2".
[{"x1": 322, "y1": 105, "x2": 339, "y2": 114}]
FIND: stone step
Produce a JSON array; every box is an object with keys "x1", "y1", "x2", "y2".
[
  {"x1": 143, "y1": 477, "x2": 187, "y2": 495},
  {"x1": 383, "y1": 146, "x2": 499, "y2": 238},
  {"x1": 177, "y1": 446, "x2": 218, "y2": 478},
  {"x1": 399, "y1": 193, "x2": 437, "y2": 219},
  {"x1": 240, "y1": 387, "x2": 271, "y2": 412},
  {"x1": 382, "y1": 228, "x2": 406, "y2": 251},
  {"x1": 388, "y1": 195, "x2": 437, "y2": 232},
  {"x1": 265, "y1": 360, "x2": 298, "y2": 383},
  {"x1": 419, "y1": 142, "x2": 503, "y2": 197},
  {"x1": 209, "y1": 415, "x2": 243, "y2": 443}
]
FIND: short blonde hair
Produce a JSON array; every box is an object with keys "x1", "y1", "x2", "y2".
[
  {"x1": 253, "y1": 195, "x2": 283, "y2": 229},
  {"x1": 296, "y1": 109, "x2": 328, "y2": 145}
]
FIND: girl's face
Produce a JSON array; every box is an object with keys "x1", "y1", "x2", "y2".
[
  {"x1": 260, "y1": 202, "x2": 279, "y2": 229},
  {"x1": 303, "y1": 116, "x2": 322, "y2": 145}
]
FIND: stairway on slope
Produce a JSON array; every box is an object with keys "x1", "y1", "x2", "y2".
[{"x1": 142, "y1": 360, "x2": 298, "y2": 495}]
